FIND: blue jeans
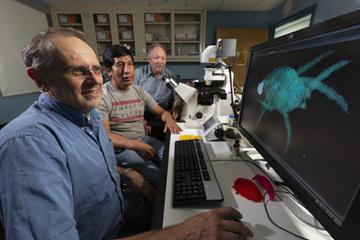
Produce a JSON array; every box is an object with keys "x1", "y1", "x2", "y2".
[{"x1": 116, "y1": 135, "x2": 164, "y2": 188}]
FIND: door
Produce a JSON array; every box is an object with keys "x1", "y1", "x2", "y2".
[{"x1": 216, "y1": 28, "x2": 268, "y2": 92}]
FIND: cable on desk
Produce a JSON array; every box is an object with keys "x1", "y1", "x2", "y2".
[
  {"x1": 263, "y1": 190, "x2": 313, "y2": 240},
  {"x1": 275, "y1": 185, "x2": 326, "y2": 231},
  {"x1": 212, "y1": 159, "x2": 325, "y2": 236}
]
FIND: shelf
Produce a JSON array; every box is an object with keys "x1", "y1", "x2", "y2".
[
  {"x1": 175, "y1": 22, "x2": 200, "y2": 24},
  {"x1": 53, "y1": 9, "x2": 204, "y2": 62},
  {"x1": 94, "y1": 23, "x2": 110, "y2": 26},
  {"x1": 146, "y1": 40, "x2": 171, "y2": 43},
  {"x1": 60, "y1": 23, "x2": 82, "y2": 26},
  {"x1": 145, "y1": 22, "x2": 170, "y2": 25},
  {"x1": 175, "y1": 40, "x2": 199, "y2": 43}
]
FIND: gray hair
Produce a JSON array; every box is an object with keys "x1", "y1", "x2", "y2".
[
  {"x1": 22, "y1": 27, "x2": 87, "y2": 72},
  {"x1": 147, "y1": 43, "x2": 167, "y2": 57}
]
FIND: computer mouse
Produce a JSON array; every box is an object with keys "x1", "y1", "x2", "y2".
[
  {"x1": 233, "y1": 219, "x2": 249, "y2": 240},
  {"x1": 233, "y1": 177, "x2": 263, "y2": 202},
  {"x1": 224, "y1": 127, "x2": 241, "y2": 139}
]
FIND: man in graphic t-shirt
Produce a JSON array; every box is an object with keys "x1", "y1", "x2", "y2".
[{"x1": 97, "y1": 44, "x2": 181, "y2": 188}]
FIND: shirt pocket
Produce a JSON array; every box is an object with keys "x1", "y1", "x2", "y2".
[{"x1": 75, "y1": 179, "x2": 112, "y2": 231}]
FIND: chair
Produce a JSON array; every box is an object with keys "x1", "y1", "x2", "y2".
[{"x1": 0, "y1": 222, "x2": 5, "y2": 239}]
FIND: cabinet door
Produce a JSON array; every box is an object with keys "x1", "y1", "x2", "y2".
[
  {"x1": 116, "y1": 13, "x2": 136, "y2": 57},
  {"x1": 91, "y1": 13, "x2": 114, "y2": 60},
  {"x1": 216, "y1": 28, "x2": 268, "y2": 88},
  {"x1": 174, "y1": 13, "x2": 201, "y2": 58},
  {"x1": 143, "y1": 12, "x2": 172, "y2": 55},
  {"x1": 53, "y1": 12, "x2": 84, "y2": 31}
]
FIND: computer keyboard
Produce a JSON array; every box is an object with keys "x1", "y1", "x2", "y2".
[{"x1": 172, "y1": 139, "x2": 223, "y2": 207}]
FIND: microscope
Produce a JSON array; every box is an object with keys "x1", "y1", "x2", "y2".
[{"x1": 162, "y1": 38, "x2": 237, "y2": 131}]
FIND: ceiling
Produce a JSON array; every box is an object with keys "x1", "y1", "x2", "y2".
[{"x1": 40, "y1": 0, "x2": 286, "y2": 11}]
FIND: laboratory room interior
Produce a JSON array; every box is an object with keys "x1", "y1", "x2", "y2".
[{"x1": 1, "y1": 0, "x2": 360, "y2": 240}]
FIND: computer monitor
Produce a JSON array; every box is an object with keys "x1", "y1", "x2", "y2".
[{"x1": 238, "y1": 9, "x2": 360, "y2": 240}]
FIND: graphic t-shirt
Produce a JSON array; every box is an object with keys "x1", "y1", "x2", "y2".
[{"x1": 97, "y1": 82, "x2": 158, "y2": 139}]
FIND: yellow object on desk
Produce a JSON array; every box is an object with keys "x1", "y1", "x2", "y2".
[{"x1": 178, "y1": 135, "x2": 202, "y2": 140}]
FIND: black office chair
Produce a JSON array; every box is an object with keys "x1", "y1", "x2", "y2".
[
  {"x1": 0, "y1": 122, "x2": 8, "y2": 129},
  {"x1": 0, "y1": 125, "x2": 6, "y2": 239},
  {"x1": 0, "y1": 222, "x2": 5, "y2": 239}
]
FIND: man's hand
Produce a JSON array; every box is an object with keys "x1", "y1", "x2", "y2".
[
  {"x1": 131, "y1": 139, "x2": 159, "y2": 161},
  {"x1": 121, "y1": 206, "x2": 253, "y2": 240},
  {"x1": 180, "y1": 207, "x2": 253, "y2": 240},
  {"x1": 170, "y1": 100, "x2": 184, "y2": 120},
  {"x1": 164, "y1": 118, "x2": 182, "y2": 134},
  {"x1": 117, "y1": 167, "x2": 156, "y2": 204},
  {"x1": 151, "y1": 105, "x2": 182, "y2": 134},
  {"x1": 143, "y1": 120, "x2": 152, "y2": 135}
]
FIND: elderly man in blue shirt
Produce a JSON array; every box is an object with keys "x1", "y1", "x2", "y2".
[
  {"x1": 0, "y1": 27, "x2": 253, "y2": 240},
  {"x1": 134, "y1": 43, "x2": 183, "y2": 141}
]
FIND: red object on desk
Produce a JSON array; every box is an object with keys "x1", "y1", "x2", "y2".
[
  {"x1": 233, "y1": 178, "x2": 263, "y2": 202},
  {"x1": 252, "y1": 174, "x2": 275, "y2": 201}
]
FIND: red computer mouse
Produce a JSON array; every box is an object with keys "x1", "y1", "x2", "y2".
[{"x1": 233, "y1": 177, "x2": 263, "y2": 202}]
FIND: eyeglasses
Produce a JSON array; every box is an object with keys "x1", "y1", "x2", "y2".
[{"x1": 65, "y1": 66, "x2": 102, "y2": 77}]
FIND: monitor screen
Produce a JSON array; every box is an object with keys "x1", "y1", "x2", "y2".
[{"x1": 239, "y1": 10, "x2": 360, "y2": 239}]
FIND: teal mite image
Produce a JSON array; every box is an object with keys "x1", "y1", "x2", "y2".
[{"x1": 256, "y1": 50, "x2": 350, "y2": 152}]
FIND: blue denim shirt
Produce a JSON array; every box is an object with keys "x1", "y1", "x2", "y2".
[
  {"x1": 134, "y1": 64, "x2": 178, "y2": 110},
  {"x1": 0, "y1": 93, "x2": 123, "y2": 239}
]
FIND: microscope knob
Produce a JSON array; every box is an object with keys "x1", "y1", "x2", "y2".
[
  {"x1": 214, "y1": 128, "x2": 225, "y2": 139},
  {"x1": 195, "y1": 112, "x2": 203, "y2": 119}
]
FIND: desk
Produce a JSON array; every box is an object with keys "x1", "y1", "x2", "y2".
[{"x1": 152, "y1": 126, "x2": 333, "y2": 240}]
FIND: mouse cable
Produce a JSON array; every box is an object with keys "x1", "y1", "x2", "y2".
[
  {"x1": 275, "y1": 186, "x2": 326, "y2": 231},
  {"x1": 212, "y1": 159, "x2": 323, "y2": 237},
  {"x1": 263, "y1": 191, "x2": 310, "y2": 240},
  {"x1": 263, "y1": 190, "x2": 320, "y2": 240}
]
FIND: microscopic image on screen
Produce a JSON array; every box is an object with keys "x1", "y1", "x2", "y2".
[
  {"x1": 239, "y1": 11, "x2": 360, "y2": 239},
  {"x1": 256, "y1": 49, "x2": 350, "y2": 152},
  {"x1": 240, "y1": 38, "x2": 360, "y2": 220}
]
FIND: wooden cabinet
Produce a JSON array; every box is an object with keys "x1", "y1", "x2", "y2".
[
  {"x1": 90, "y1": 13, "x2": 114, "y2": 60},
  {"x1": 116, "y1": 13, "x2": 136, "y2": 56},
  {"x1": 51, "y1": 10, "x2": 85, "y2": 31},
  {"x1": 55, "y1": 13, "x2": 84, "y2": 31},
  {"x1": 174, "y1": 13, "x2": 202, "y2": 57},
  {"x1": 138, "y1": 11, "x2": 204, "y2": 61},
  {"x1": 51, "y1": 8, "x2": 205, "y2": 62},
  {"x1": 143, "y1": 12, "x2": 172, "y2": 55}
]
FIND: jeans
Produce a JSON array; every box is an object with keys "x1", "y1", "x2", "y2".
[
  {"x1": 116, "y1": 135, "x2": 164, "y2": 188},
  {"x1": 115, "y1": 187, "x2": 153, "y2": 238}
]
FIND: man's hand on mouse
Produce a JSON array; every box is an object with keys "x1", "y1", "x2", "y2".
[{"x1": 179, "y1": 207, "x2": 253, "y2": 240}]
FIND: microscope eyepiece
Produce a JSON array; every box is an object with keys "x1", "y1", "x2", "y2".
[{"x1": 162, "y1": 76, "x2": 178, "y2": 90}]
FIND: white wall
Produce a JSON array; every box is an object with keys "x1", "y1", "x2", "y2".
[{"x1": 0, "y1": 0, "x2": 48, "y2": 97}]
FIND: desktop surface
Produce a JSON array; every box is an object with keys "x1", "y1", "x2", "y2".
[{"x1": 151, "y1": 125, "x2": 333, "y2": 240}]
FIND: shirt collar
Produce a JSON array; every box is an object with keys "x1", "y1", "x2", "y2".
[
  {"x1": 145, "y1": 65, "x2": 153, "y2": 78},
  {"x1": 146, "y1": 64, "x2": 165, "y2": 78},
  {"x1": 37, "y1": 93, "x2": 97, "y2": 128}
]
